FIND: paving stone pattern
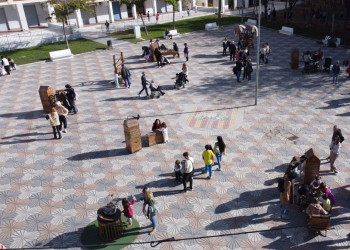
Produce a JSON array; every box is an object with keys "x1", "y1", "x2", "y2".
[{"x1": 0, "y1": 26, "x2": 350, "y2": 249}]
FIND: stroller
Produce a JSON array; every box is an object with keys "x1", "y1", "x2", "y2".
[
  {"x1": 174, "y1": 72, "x2": 188, "y2": 89},
  {"x1": 324, "y1": 57, "x2": 332, "y2": 73}
]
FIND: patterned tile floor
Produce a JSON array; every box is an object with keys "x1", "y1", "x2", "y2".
[{"x1": 1, "y1": 26, "x2": 350, "y2": 249}]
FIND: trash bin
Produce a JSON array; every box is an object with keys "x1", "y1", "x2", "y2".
[{"x1": 107, "y1": 40, "x2": 112, "y2": 47}]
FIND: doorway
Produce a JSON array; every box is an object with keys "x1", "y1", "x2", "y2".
[
  {"x1": 112, "y1": 1, "x2": 121, "y2": 20},
  {"x1": 0, "y1": 8, "x2": 9, "y2": 32},
  {"x1": 23, "y1": 5, "x2": 40, "y2": 27}
]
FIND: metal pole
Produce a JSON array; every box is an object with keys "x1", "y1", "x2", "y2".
[{"x1": 255, "y1": 0, "x2": 261, "y2": 105}]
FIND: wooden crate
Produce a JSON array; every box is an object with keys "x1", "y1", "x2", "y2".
[
  {"x1": 146, "y1": 131, "x2": 164, "y2": 146},
  {"x1": 123, "y1": 119, "x2": 142, "y2": 153},
  {"x1": 39, "y1": 86, "x2": 55, "y2": 113}
]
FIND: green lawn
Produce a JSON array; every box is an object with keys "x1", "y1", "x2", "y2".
[
  {"x1": 3, "y1": 38, "x2": 108, "y2": 65},
  {"x1": 110, "y1": 15, "x2": 247, "y2": 42}
]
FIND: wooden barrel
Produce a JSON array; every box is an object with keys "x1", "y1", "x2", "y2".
[{"x1": 291, "y1": 48, "x2": 299, "y2": 69}]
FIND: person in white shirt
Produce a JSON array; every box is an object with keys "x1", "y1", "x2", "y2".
[
  {"x1": 55, "y1": 101, "x2": 69, "y2": 133},
  {"x1": 1, "y1": 56, "x2": 10, "y2": 75},
  {"x1": 329, "y1": 136, "x2": 341, "y2": 173},
  {"x1": 181, "y1": 152, "x2": 194, "y2": 192},
  {"x1": 157, "y1": 122, "x2": 168, "y2": 143}
]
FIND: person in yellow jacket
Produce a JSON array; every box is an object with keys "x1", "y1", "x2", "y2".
[{"x1": 202, "y1": 145, "x2": 215, "y2": 179}]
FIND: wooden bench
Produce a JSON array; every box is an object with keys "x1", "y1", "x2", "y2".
[
  {"x1": 246, "y1": 19, "x2": 257, "y2": 25},
  {"x1": 307, "y1": 215, "x2": 331, "y2": 236},
  {"x1": 49, "y1": 49, "x2": 73, "y2": 61},
  {"x1": 279, "y1": 26, "x2": 294, "y2": 36},
  {"x1": 160, "y1": 50, "x2": 179, "y2": 58},
  {"x1": 163, "y1": 29, "x2": 180, "y2": 39},
  {"x1": 205, "y1": 22, "x2": 218, "y2": 31},
  {"x1": 322, "y1": 37, "x2": 341, "y2": 47},
  {"x1": 144, "y1": 131, "x2": 164, "y2": 146}
]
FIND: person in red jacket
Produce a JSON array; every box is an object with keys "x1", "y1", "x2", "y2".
[{"x1": 122, "y1": 196, "x2": 136, "y2": 227}]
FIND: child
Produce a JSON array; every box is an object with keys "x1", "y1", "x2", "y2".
[
  {"x1": 114, "y1": 70, "x2": 119, "y2": 88},
  {"x1": 309, "y1": 175, "x2": 322, "y2": 190},
  {"x1": 174, "y1": 160, "x2": 182, "y2": 182},
  {"x1": 322, "y1": 193, "x2": 331, "y2": 212},
  {"x1": 158, "y1": 122, "x2": 168, "y2": 143},
  {"x1": 122, "y1": 196, "x2": 136, "y2": 227}
]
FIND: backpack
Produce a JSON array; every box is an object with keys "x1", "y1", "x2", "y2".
[
  {"x1": 215, "y1": 145, "x2": 220, "y2": 154},
  {"x1": 277, "y1": 178, "x2": 285, "y2": 193}
]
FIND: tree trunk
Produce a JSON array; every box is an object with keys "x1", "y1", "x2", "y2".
[
  {"x1": 173, "y1": 9, "x2": 175, "y2": 30},
  {"x1": 331, "y1": 13, "x2": 335, "y2": 33},
  {"x1": 218, "y1": 0, "x2": 222, "y2": 20},
  {"x1": 139, "y1": 12, "x2": 148, "y2": 36},
  {"x1": 62, "y1": 20, "x2": 69, "y2": 49}
]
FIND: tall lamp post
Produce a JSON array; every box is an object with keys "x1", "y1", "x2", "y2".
[{"x1": 255, "y1": 0, "x2": 261, "y2": 105}]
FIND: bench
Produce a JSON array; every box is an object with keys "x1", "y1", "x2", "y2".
[
  {"x1": 246, "y1": 19, "x2": 257, "y2": 25},
  {"x1": 163, "y1": 29, "x2": 179, "y2": 39},
  {"x1": 143, "y1": 131, "x2": 164, "y2": 146},
  {"x1": 205, "y1": 22, "x2": 218, "y2": 31},
  {"x1": 49, "y1": 49, "x2": 73, "y2": 61},
  {"x1": 307, "y1": 215, "x2": 331, "y2": 236},
  {"x1": 279, "y1": 26, "x2": 294, "y2": 36},
  {"x1": 160, "y1": 50, "x2": 179, "y2": 58}
]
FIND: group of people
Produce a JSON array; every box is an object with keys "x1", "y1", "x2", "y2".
[
  {"x1": 152, "y1": 119, "x2": 168, "y2": 143},
  {"x1": 138, "y1": 72, "x2": 166, "y2": 97},
  {"x1": 172, "y1": 136, "x2": 226, "y2": 192},
  {"x1": 1, "y1": 56, "x2": 16, "y2": 76},
  {"x1": 279, "y1": 125, "x2": 344, "y2": 219},
  {"x1": 45, "y1": 84, "x2": 78, "y2": 139}
]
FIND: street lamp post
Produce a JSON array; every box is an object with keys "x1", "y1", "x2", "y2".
[
  {"x1": 255, "y1": 0, "x2": 261, "y2": 105},
  {"x1": 241, "y1": 0, "x2": 244, "y2": 22}
]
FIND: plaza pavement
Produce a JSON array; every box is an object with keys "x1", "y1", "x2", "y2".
[{"x1": 0, "y1": 25, "x2": 350, "y2": 249}]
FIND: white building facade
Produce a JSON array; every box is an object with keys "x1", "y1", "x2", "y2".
[{"x1": 0, "y1": 0, "x2": 180, "y2": 32}]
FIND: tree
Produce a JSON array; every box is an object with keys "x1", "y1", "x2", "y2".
[
  {"x1": 47, "y1": 0, "x2": 95, "y2": 49},
  {"x1": 218, "y1": 0, "x2": 222, "y2": 20},
  {"x1": 162, "y1": 0, "x2": 178, "y2": 30},
  {"x1": 120, "y1": 0, "x2": 148, "y2": 35}
]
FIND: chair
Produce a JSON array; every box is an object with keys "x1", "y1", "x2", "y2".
[{"x1": 307, "y1": 214, "x2": 331, "y2": 237}]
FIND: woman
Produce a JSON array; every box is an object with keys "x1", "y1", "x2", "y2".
[
  {"x1": 173, "y1": 42, "x2": 179, "y2": 57},
  {"x1": 305, "y1": 198, "x2": 328, "y2": 218},
  {"x1": 329, "y1": 135, "x2": 341, "y2": 173},
  {"x1": 152, "y1": 119, "x2": 162, "y2": 131},
  {"x1": 182, "y1": 63, "x2": 189, "y2": 84},
  {"x1": 142, "y1": 187, "x2": 158, "y2": 235},
  {"x1": 46, "y1": 107, "x2": 61, "y2": 139},
  {"x1": 346, "y1": 63, "x2": 350, "y2": 78},
  {"x1": 213, "y1": 136, "x2": 226, "y2": 171},
  {"x1": 154, "y1": 48, "x2": 162, "y2": 67},
  {"x1": 55, "y1": 101, "x2": 68, "y2": 133},
  {"x1": 319, "y1": 182, "x2": 335, "y2": 207}
]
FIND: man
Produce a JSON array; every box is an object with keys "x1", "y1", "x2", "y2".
[
  {"x1": 181, "y1": 152, "x2": 194, "y2": 192},
  {"x1": 222, "y1": 37, "x2": 228, "y2": 56},
  {"x1": 267, "y1": 8, "x2": 271, "y2": 20},
  {"x1": 285, "y1": 155, "x2": 307, "y2": 177},
  {"x1": 184, "y1": 43, "x2": 189, "y2": 62},
  {"x1": 332, "y1": 61, "x2": 340, "y2": 84},
  {"x1": 64, "y1": 84, "x2": 78, "y2": 114},
  {"x1": 105, "y1": 20, "x2": 109, "y2": 32},
  {"x1": 121, "y1": 64, "x2": 132, "y2": 88},
  {"x1": 229, "y1": 41, "x2": 236, "y2": 61},
  {"x1": 235, "y1": 58, "x2": 243, "y2": 83},
  {"x1": 202, "y1": 145, "x2": 215, "y2": 179},
  {"x1": 147, "y1": 11, "x2": 150, "y2": 21},
  {"x1": 326, "y1": 125, "x2": 345, "y2": 161},
  {"x1": 150, "y1": 80, "x2": 165, "y2": 95},
  {"x1": 1, "y1": 56, "x2": 10, "y2": 75},
  {"x1": 138, "y1": 72, "x2": 149, "y2": 97}
]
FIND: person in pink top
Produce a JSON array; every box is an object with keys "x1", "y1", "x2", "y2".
[{"x1": 122, "y1": 196, "x2": 136, "y2": 227}]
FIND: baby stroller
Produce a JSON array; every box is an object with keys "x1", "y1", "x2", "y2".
[
  {"x1": 324, "y1": 57, "x2": 332, "y2": 73},
  {"x1": 174, "y1": 72, "x2": 188, "y2": 89}
]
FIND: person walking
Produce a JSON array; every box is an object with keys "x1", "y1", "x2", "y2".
[
  {"x1": 346, "y1": 63, "x2": 350, "y2": 78},
  {"x1": 181, "y1": 152, "x2": 194, "y2": 192},
  {"x1": 156, "y1": 13, "x2": 159, "y2": 23},
  {"x1": 184, "y1": 43, "x2": 189, "y2": 62},
  {"x1": 329, "y1": 136, "x2": 341, "y2": 173},
  {"x1": 332, "y1": 61, "x2": 340, "y2": 84},
  {"x1": 202, "y1": 145, "x2": 215, "y2": 179},
  {"x1": 64, "y1": 84, "x2": 78, "y2": 114},
  {"x1": 105, "y1": 20, "x2": 110, "y2": 32},
  {"x1": 235, "y1": 58, "x2": 243, "y2": 82},
  {"x1": 121, "y1": 64, "x2": 132, "y2": 88},
  {"x1": 187, "y1": 8, "x2": 190, "y2": 16},
  {"x1": 55, "y1": 101, "x2": 68, "y2": 133},
  {"x1": 46, "y1": 107, "x2": 61, "y2": 139},
  {"x1": 265, "y1": 42, "x2": 271, "y2": 64},
  {"x1": 154, "y1": 48, "x2": 162, "y2": 67},
  {"x1": 213, "y1": 136, "x2": 226, "y2": 171},
  {"x1": 279, "y1": 174, "x2": 291, "y2": 219},
  {"x1": 1, "y1": 56, "x2": 10, "y2": 75},
  {"x1": 222, "y1": 37, "x2": 228, "y2": 56},
  {"x1": 246, "y1": 59, "x2": 253, "y2": 81},
  {"x1": 138, "y1": 72, "x2": 149, "y2": 97},
  {"x1": 326, "y1": 125, "x2": 345, "y2": 160},
  {"x1": 229, "y1": 41, "x2": 236, "y2": 61},
  {"x1": 173, "y1": 42, "x2": 179, "y2": 57},
  {"x1": 142, "y1": 187, "x2": 158, "y2": 235},
  {"x1": 147, "y1": 11, "x2": 150, "y2": 21}
]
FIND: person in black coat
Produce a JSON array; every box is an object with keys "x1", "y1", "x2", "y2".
[
  {"x1": 64, "y1": 84, "x2": 78, "y2": 114},
  {"x1": 154, "y1": 48, "x2": 162, "y2": 67},
  {"x1": 229, "y1": 41, "x2": 236, "y2": 61},
  {"x1": 235, "y1": 59, "x2": 243, "y2": 82},
  {"x1": 173, "y1": 42, "x2": 179, "y2": 57},
  {"x1": 138, "y1": 72, "x2": 149, "y2": 97}
]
